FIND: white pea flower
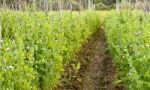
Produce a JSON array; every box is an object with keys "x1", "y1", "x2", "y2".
[
  {"x1": 7, "y1": 47, "x2": 10, "y2": 51},
  {"x1": 0, "y1": 39, "x2": 3, "y2": 43},
  {"x1": 146, "y1": 44, "x2": 149, "y2": 47},
  {"x1": 123, "y1": 56, "x2": 125, "y2": 58},
  {"x1": 8, "y1": 65, "x2": 14, "y2": 70},
  {"x1": 27, "y1": 46, "x2": 30, "y2": 50},
  {"x1": 129, "y1": 72, "x2": 132, "y2": 76},
  {"x1": 143, "y1": 55, "x2": 146, "y2": 59}
]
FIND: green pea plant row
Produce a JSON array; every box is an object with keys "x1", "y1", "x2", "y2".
[
  {"x1": 0, "y1": 10, "x2": 100, "y2": 90},
  {"x1": 104, "y1": 10, "x2": 150, "y2": 90}
]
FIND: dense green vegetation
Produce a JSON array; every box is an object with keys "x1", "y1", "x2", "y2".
[
  {"x1": 1, "y1": 1, "x2": 150, "y2": 89},
  {"x1": 0, "y1": 11, "x2": 100, "y2": 90},
  {"x1": 104, "y1": 11, "x2": 150, "y2": 90}
]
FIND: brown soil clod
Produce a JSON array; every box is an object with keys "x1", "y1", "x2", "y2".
[{"x1": 56, "y1": 29, "x2": 122, "y2": 90}]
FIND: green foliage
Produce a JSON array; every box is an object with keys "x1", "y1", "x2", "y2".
[
  {"x1": 104, "y1": 10, "x2": 150, "y2": 90},
  {"x1": 0, "y1": 11, "x2": 100, "y2": 90}
]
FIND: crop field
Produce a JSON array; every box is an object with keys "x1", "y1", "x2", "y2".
[
  {"x1": 0, "y1": 1, "x2": 150, "y2": 90},
  {"x1": 104, "y1": 11, "x2": 150, "y2": 90},
  {"x1": 0, "y1": 10, "x2": 102, "y2": 90}
]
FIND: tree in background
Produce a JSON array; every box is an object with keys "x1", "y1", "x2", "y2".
[
  {"x1": 102, "y1": 0, "x2": 116, "y2": 5},
  {"x1": 0, "y1": 0, "x2": 116, "y2": 10},
  {"x1": 93, "y1": 0, "x2": 116, "y2": 10}
]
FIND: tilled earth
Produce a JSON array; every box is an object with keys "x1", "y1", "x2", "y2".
[{"x1": 56, "y1": 29, "x2": 124, "y2": 90}]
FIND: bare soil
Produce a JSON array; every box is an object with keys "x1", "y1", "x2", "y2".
[{"x1": 55, "y1": 29, "x2": 124, "y2": 90}]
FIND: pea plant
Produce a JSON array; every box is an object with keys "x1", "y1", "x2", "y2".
[
  {"x1": 104, "y1": 10, "x2": 150, "y2": 90},
  {"x1": 0, "y1": 10, "x2": 100, "y2": 90}
]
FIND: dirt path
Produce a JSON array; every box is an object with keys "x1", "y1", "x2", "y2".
[
  {"x1": 56, "y1": 29, "x2": 122, "y2": 90},
  {"x1": 79, "y1": 29, "x2": 115, "y2": 90}
]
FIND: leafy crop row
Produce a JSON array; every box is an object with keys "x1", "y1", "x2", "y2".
[
  {"x1": 104, "y1": 11, "x2": 150, "y2": 90},
  {"x1": 0, "y1": 11, "x2": 100, "y2": 90}
]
